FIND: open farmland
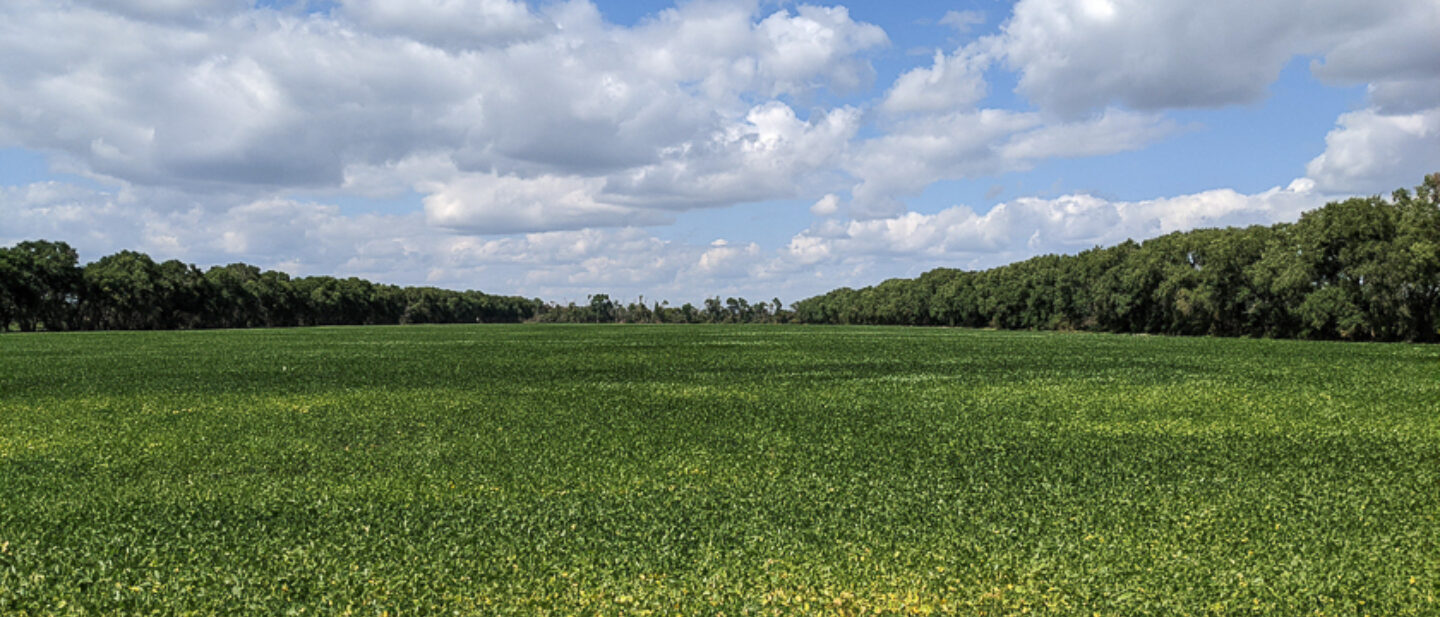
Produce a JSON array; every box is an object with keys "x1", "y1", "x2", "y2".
[{"x1": 2, "y1": 325, "x2": 1439, "y2": 615}]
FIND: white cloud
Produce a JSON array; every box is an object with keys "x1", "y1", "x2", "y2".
[
  {"x1": 998, "y1": 108, "x2": 1180, "y2": 160},
  {"x1": 1306, "y1": 107, "x2": 1440, "y2": 194},
  {"x1": 938, "y1": 10, "x2": 984, "y2": 34},
  {"x1": 0, "y1": 7, "x2": 477, "y2": 190},
  {"x1": 881, "y1": 47, "x2": 990, "y2": 114},
  {"x1": 70, "y1": 0, "x2": 251, "y2": 22},
  {"x1": 0, "y1": 0, "x2": 886, "y2": 228},
  {"x1": 1308, "y1": 1, "x2": 1440, "y2": 87},
  {"x1": 996, "y1": 0, "x2": 1434, "y2": 115},
  {"x1": 336, "y1": 0, "x2": 551, "y2": 49},
  {"x1": 844, "y1": 109, "x2": 1039, "y2": 218},
  {"x1": 602, "y1": 102, "x2": 863, "y2": 210},
  {"x1": 786, "y1": 178, "x2": 1329, "y2": 268},
  {"x1": 0, "y1": 181, "x2": 436, "y2": 279},
  {"x1": 844, "y1": 108, "x2": 1176, "y2": 218},
  {"x1": 753, "y1": 5, "x2": 889, "y2": 95},
  {"x1": 692, "y1": 239, "x2": 763, "y2": 279},
  {"x1": 422, "y1": 172, "x2": 668, "y2": 234},
  {"x1": 810, "y1": 194, "x2": 840, "y2": 216},
  {"x1": 4, "y1": 0, "x2": 1436, "y2": 305}
]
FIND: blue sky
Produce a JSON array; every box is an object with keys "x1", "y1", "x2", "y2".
[{"x1": 1, "y1": 0, "x2": 1436, "y2": 304}]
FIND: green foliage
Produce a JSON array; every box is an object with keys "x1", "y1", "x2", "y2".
[
  {"x1": 0, "y1": 244, "x2": 543, "y2": 331},
  {"x1": 0, "y1": 240, "x2": 81, "y2": 332},
  {"x1": 2, "y1": 325, "x2": 1439, "y2": 615},
  {"x1": 0, "y1": 247, "x2": 785, "y2": 330},
  {"x1": 796, "y1": 174, "x2": 1440, "y2": 342},
  {"x1": 533, "y1": 295, "x2": 791, "y2": 324}
]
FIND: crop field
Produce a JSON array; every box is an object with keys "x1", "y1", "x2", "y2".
[{"x1": 1, "y1": 325, "x2": 1439, "y2": 615}]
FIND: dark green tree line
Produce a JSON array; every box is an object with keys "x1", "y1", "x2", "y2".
[
  {"x1": 0, "y1": 247, "x2": 544, "y2": 331},
  {"x1": 0, "y1": 246, "x2": 790, "y2": 331},
  {"x1": 531, "y1": 294, "x2": 791, "y2": 324},
  {"x1": 794, "y1": 174, "x2": 1440, "y2": 342}
]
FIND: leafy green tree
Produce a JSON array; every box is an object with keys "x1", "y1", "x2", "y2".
[
  {"x1": 587, "y1": 294, "x2": 615, "y2": 323},
  {"x1": 3, "y1": 240, "x2": 82, "y2": 331},
  {"x1": 795, "y1": 173, "x2": 1440, "y2": 342},
  {"x1": 82, "y1": 250, "x2": 164, "y2": 330},
  {"x1": 0, "y1": 247, "x2": 18, "y2": 331},
  {"x1": 1386, "y1": 174, "x2": 1440, "y2": 341}
]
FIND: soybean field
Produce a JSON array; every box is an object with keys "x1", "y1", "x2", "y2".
[{"x1": 2, "y1": 325, "x2": 1439, "y2": 615}]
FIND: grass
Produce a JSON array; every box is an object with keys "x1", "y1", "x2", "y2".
[{"x1": 1, "y1": 324, "x2": 1439, "y2": 615}]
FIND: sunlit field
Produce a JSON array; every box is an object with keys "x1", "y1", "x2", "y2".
[{"x1": 2, "y1": 325, "x2": 1438, "y2": 615}]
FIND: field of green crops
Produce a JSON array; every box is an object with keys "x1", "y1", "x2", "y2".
[{"x1": 2, "y1": 325, "x2": 1439, "y2": 615}]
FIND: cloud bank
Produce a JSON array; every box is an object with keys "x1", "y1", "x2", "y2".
[{"x1": 0, "y1": 0, "x2": 1437, "y2": 302}]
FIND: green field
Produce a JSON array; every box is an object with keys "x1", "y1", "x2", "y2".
[{"x1": 2, "y1": 325, "x2": 1438, "y2": 615}]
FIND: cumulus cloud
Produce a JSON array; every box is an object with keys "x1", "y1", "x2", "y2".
[
  {"x1": 875, "y1": 0, "x2": 1439, "y2": 199},
  {"x1": 752, "y1": 5, "x2": 889, "y2": 95},
  {"x1": 70, "y1": 0, "x2": 251, "y2": 22},
  {"x1": 601, "y1": 102, "x2": 863, "y2": 210},
  {"x1": 0, "y1": 181, "x2": 435, "y2": 279},
  {"x1": 1308, "y1": 1, "x2": 1440, "y2": 87},
  {"x1": 810, "y1": 194, "x2": 841, "y2": 216},
  {"x1": 336, "y1": 0, "x2": 551, "y2": 49},
  {"x1": 693, "y1": 239, "x2": 763, "y2": 279},
  {"x1": 881, "y1": 47, "x2": 991, "y2": 114},
  {"x1": 995, "y1": 0, "x2": 1432, "y2": 115},
  {"x1": 4, "y1": 0, "x2": 1436, "y2": 303},
  {"x1": 786, "y1": 179, "x2": 1329, "y2": 268},
  {"x1": 844, "y1": 108, "x2": 1176, "y2": 218},
  {"x1": 998, "y1": 108, "x2": 1180, "y2": 161},
  {"x1": 1366, "y1": 80, "x2": 1440, "y2": 116},
  {"x1": 422, "y1": 172, "x2": 668, "y2": 234},
  {"x1": 0, "y1": 0, "x2": 887, "y2": 227},
  {"x1": 0, "y1": 7, "x2": 476, "y2": 192},
  {"x1": 1306, "y1": 107, "x2": 1440, "y2": 194},
  {"x1": 444, "y1": 227, "x2": 692, "y2": 292}
]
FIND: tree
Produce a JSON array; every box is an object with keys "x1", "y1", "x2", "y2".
[
  {"x1": 0, "y1": 247, "x2": 17, "y2": 331},
  {"x1": 82, "y1": 250, "x2": 163, "y2": 330},
  {"x1": 703, "y1": 297, "x2": 724, "y2": 323},
  {"x1": 587, "y1": 294, "x2": 615, "y2": 323},
  {"x1": 793, "y1": 173, "x2": 1440, "y2": 342},
  {"x1": 3, "y1": 240, "x2": 82, "y2": 331}
]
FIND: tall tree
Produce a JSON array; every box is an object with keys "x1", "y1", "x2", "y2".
[
  {"x1": 82, "y1": 250, "x2": 164, "y2": 330},
  {"x1": 4, "y1": 240, "x2": 82, "y2": 331}
]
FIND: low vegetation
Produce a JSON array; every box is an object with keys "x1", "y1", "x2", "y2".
[{"x1": 3, "y1": 325, "x2": 1438, "y2": 614}]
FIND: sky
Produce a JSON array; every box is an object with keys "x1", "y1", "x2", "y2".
[{"x1": 2, "y1": 0, "x2": 1438, "y2": 305}]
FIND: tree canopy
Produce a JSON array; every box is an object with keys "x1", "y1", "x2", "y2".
[
  {"x1": 0, "y1": 248, "x2": 544, "y2": 332},
  {"x1": 0, "y1": 249, "x2": 790, "y2": 331},
  {"x1": 792, "y1": 173, "x2": 1440, "y2": 342}
]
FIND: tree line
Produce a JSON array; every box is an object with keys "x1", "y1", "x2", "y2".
[
  {"x1": 792, "y1": 174, "x2": 1440, "y2": 342},
  {"x1": 0, "y1": 246, "x2": 544, "y2": 331},
  {"x1": 0, "y1": 246, "x2": 793, "y2": 332},
  {"x1": 533, "y1": 294, "x2": 792, "y2": 324},
  {"x1": 5, "y1": 174, "x2": 1435, "y2": 338}
]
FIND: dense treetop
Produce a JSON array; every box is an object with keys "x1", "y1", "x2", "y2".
[
  {"x1": 0, "y1": 247, "x2": 786, "y2": 331},
  {"x1": 0, "y1": 243, "x2": 542, "y2": 331},
  {"x1": 793, "y1": 174, "x2": 1440, "y2": 342}
]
